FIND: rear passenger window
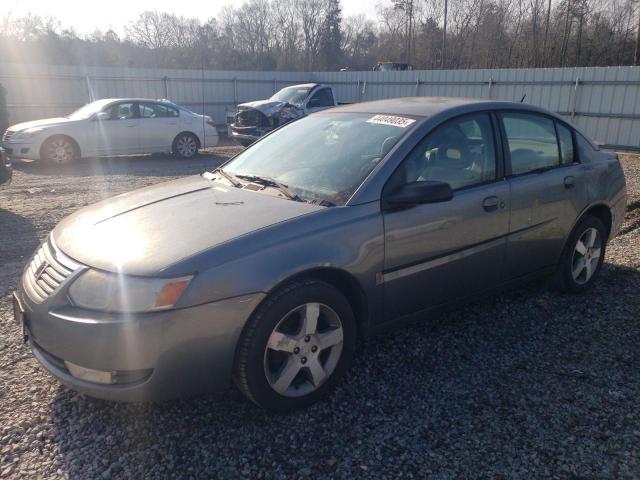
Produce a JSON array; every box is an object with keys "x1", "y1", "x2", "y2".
[
  {"x1": 401, "y1": 113, "x2": 496, "y2": 190},
  {"x1": 501, "y1": 113, "x2": 560, "y2": 175},
  {"x1": 140, "y1": 103, "x2": 179, "y2": 118},
  {"x1": 556, "y1": 123, "x2": 575, "y2": 164}
]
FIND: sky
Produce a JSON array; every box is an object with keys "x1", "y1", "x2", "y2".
[{"x1": 3, "y1": 0, "x2": 383, "y2": 35}]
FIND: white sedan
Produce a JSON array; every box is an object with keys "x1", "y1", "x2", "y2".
[{"x1": 2, "y1": 98, "x2": 219, "y2": 164}]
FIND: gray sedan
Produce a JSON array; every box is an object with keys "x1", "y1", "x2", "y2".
[{"x1": 14, "y1": 97, "x2": 627, "y2": 411}]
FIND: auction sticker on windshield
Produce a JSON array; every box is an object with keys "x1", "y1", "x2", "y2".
[{"x1": 366, "y1": 115, "x2": 416, "y2": 128}]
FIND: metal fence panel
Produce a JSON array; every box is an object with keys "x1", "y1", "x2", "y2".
[{"x1": 3, "y1": 64, "x2": 640, "y2": 150}]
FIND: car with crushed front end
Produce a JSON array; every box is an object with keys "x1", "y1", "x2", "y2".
[
  {"x1": 228, "y1": 83, "x2": 339, "y2": 146},
  {"x1": 2, "y1": 98, "x2": 218, "y2": 165},
  {"x1": 13, "y1": 97, "x2": 626, "y2": 412}
]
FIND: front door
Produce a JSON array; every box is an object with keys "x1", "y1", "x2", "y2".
[
  {"x1": 94, "y1": 101, "x2": 140, "y2": 155},
  {"x1": 382, "y1": 112, "x2": 510, "y2": 320},
  {"x1": 305, "y1": 88, "x2": 335, "y2": 114}
]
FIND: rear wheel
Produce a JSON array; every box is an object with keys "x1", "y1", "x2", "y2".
[
  {"x1": 556, "y1": 215, "x2": 607, "y2": 292},
  {"x1": 41, "y1": 136, "x2": 78, "y2": 165},
  {"x1": 172, "y1": 132, "x2": 199, "y2": 159},
  {"x1": 233, "y1": 279, "x2": 356, "y2": 412}
]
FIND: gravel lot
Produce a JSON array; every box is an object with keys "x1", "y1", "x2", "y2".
[{"x1": 0, "y1": 149, "x2": 639, "y2": 479}]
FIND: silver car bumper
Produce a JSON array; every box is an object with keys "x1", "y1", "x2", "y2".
[{"x1": 16, "y1": 280, "x2": 264, "y2": 402}]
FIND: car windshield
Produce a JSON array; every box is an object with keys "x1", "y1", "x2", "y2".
[
  {"x1": 222, "y1": 112, "x2": 417, "y2": 206},
  {"x1": 270, "y1": 86, "x2": 312, "y2": 107},
  {"x1": 66, "y1": 99, "x2": 114, "y2": 120}
]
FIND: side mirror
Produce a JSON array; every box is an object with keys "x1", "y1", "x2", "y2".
[
  {"x1": 385, "y1": 181, "x2": 453, "y2": 207},
  {"x1": 94, "y1": 111, "x2": 110, "y2": 121}
]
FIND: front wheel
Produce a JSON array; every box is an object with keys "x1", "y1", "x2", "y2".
[
  {"x1": 172, "y1": 133, "x2": 199, "y2": 159},
  {"x1": 41, "y1": 136, "x2": 78, "y2": 165},
  {"x1": 233, "y1": 279, "x2": 356, "y2": 412},
  {"x1": 556, "y1": 215, "x2": 607, "y2": 292}
]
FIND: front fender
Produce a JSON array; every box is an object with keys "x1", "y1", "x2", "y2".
[{"x1": 175, "y1": 202, "x2": 384, "y2": 319}]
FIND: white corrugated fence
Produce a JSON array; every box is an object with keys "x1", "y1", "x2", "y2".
[{"x1": 2, "y1": 63, "x2": 640, "y2": 150}]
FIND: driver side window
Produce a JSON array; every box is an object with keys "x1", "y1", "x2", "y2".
[
  {"x1": 402, "y1": 113, "x2": 497, "y2": 190},
  {"x1": 309, "y1": 89, "x2": 334, "y2": 108}
]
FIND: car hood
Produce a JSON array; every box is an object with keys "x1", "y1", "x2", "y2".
[
  {"x1": 8, "y1": 117, "x2": 77, "y2": 132},
  {"x1": 238, "y1": 100, "x2": 302, "y2": 118},
  {"x1": 52, "y1": 175, "x2": 324, "y2": 276}
]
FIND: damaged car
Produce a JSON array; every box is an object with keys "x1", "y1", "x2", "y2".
[{"x1": 229, "y1": 83, "x2": 338, "y2": 146}]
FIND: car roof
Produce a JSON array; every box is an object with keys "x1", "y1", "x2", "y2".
[
  {"x1": 329, "y1": 96, "x2": 548, "y2": 118},
  {"x1": 96, "y1": 98, "x2": 175, "y2": 104},
  {"x1": 283, "y1": 83, "x2": 320, "y2": 89}
]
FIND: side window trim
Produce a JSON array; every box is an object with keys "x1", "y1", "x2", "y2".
[{"x1": 489, "y1": 111, "x2": 505, "y2": 180}]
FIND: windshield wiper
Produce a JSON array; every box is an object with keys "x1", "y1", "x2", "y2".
[
  {"x1": 215, "y1": 168, "x2": 243, "y2": 188},
  {"x1": 235, "y1": 174, "x2": 303, "y2": 202}
]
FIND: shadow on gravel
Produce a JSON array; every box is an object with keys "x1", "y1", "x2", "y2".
[
  {"x1": 48, "y1": 263, "x2": 640, "y2": 479},
  {"x1": 11, "y1": 152, "x2": 233, "y2": 180},
  {"x1": 0, "y1": 209, "x2": 37, "y2": 267}
]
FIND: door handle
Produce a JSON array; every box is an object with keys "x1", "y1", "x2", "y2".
[
  {"x1": 482, "y1": 196, "x2": 500, "y2": 212},
  {"x1": 564, "y1": 176, "x2": 575, "y2": 189}
]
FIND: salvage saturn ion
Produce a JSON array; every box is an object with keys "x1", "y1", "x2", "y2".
[{"x1": 14, "y1": 97, "x2": 627, "y2": 411}]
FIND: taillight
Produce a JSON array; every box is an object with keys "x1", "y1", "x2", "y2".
[{"x1": 206, "y1": 119, "x2": 216, "y2": 128}]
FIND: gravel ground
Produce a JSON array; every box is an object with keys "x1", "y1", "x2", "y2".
[{"x1": 0, "y1": 150, "x2": 639, "y2": 479}]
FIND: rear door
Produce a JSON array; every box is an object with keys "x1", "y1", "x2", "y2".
[
  {"x1": 382, "y1": 112, "x2": 510, "y2": 320},
  {"x1": 138, "y1": 102, "x2": 180, "y2": 152},
  {"x1": 499, "y1": 111, "x2": 587, "y2": 279},
  {"x1": 93, "y1": 101, "x2": 140, "y2": 155}
]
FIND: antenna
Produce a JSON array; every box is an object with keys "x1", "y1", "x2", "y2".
[{"x1": 520, "y1": 93, "x2": 527, "y2": 103}]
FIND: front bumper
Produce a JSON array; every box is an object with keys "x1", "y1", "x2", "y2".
[
  {"x1": 2, "y1": 141, "x2": 40, "y2": 161},
  {"x1": 228, "y1": 124, "x2": 270, "y2": 145},
  {"x1": 16, "y1": 277, "x2": 264, "y2": 401}
]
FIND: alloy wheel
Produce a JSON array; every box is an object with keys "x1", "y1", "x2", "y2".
[
  {"x1": 571, "y1": 227, "x2": 602, "y2": 285},
  {"x1": 45, "y1": 138, "x2": 75, "y2": 164},
  {"x1": 176, "y1": 134, "x2": 198, "y2": 158},
  {"x1": 263, "y1": 302, "x2": 344, "y2": 397}
]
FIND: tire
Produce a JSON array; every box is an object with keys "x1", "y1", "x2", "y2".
[
  {"x1": 555, "y1": 215, "x2": 607, "y2": 293},
  {"x1": 41, "y1": 136, "x2": 79, "y2": 165},
  {"x1": 172, "y1": 132, "x2": 199, "y2": 159},
  {"x1": 233, "y1": 279, "x2": 356, "y2": 412}
]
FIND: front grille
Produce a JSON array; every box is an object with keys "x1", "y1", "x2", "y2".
[
  {"x1": 24, "y1": 237, "x2": 80, "y2": 303},
  {"x1": 236, "y1": 109, "x2": 267, "y2": 127}
]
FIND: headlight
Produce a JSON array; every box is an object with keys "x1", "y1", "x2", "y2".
[
  {"x1": 68, "y1": 270, "x2": 193, "y2": 312},
  {"x1": 10, "y1": 128, "x2": 45, "y2": 141}
]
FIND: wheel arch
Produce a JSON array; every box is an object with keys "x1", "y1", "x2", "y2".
[
  {"x1": 560, "y1": 202, "x2": 613, "y2": 260},
  {"x1": 173, "y1": 131, "x2": 201, "y2": 150},
  {"x1": 40, "y1": 134, "x2": 81, "y2": 161},
  {"x1": 582, "y1": 203, "x2": 613, "y2": 237},
  {"x1": 260, "y1": 267, "x2": 369, "y2": 340}
]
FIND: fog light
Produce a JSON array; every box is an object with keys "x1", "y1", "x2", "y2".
[{"x1": 64, "y1": 361, "x2": 114, "y2": 384}]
